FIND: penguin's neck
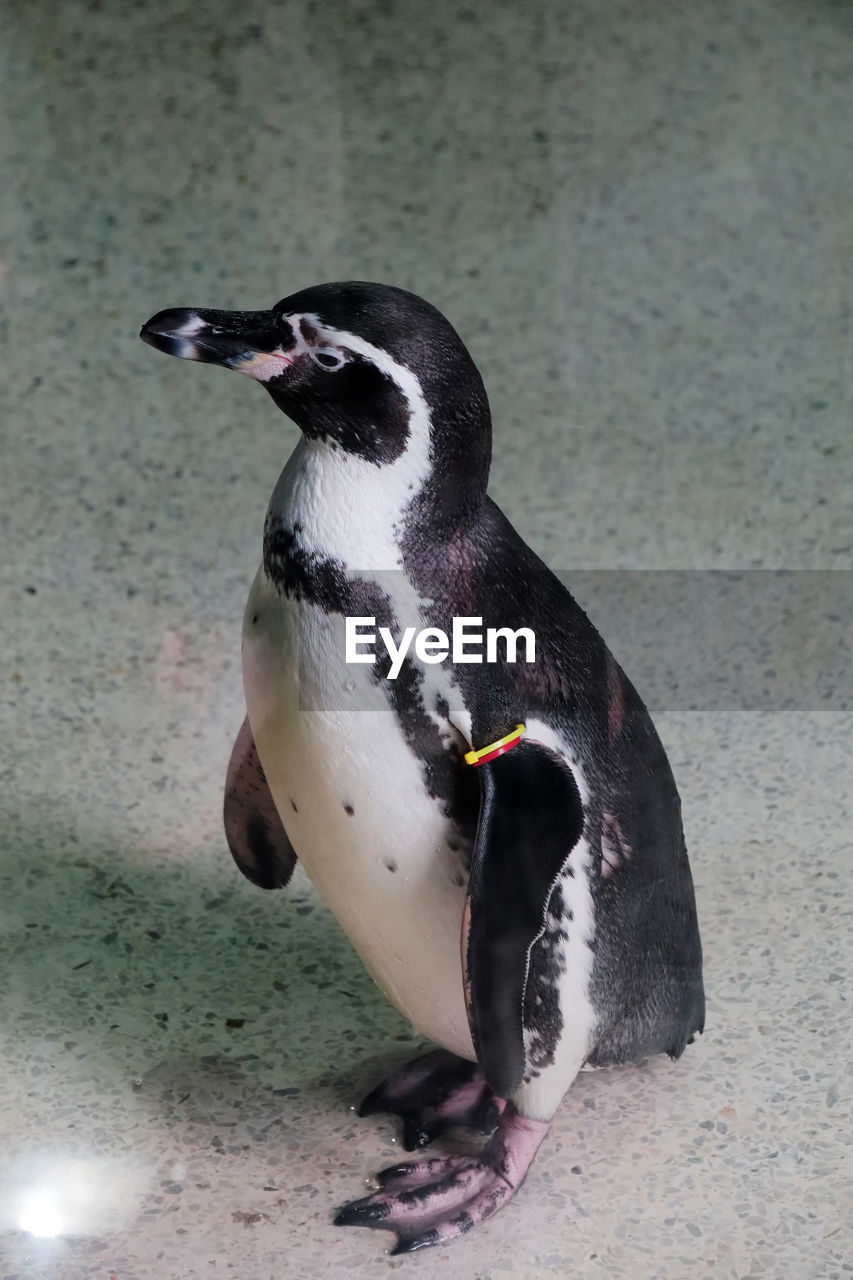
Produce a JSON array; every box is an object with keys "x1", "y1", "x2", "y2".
[{"x1": 265, "y1": 436, "x2": 429, "y2": 572}]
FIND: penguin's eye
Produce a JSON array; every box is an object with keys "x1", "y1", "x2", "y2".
[{"x1": 313, "y1": 348, "x2": 346, "y2": 371}]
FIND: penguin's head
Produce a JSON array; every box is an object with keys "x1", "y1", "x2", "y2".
[{"x1": 141, "y1": 282, "x2": 492, "y2": 517}]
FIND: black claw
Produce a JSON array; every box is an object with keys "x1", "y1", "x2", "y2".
[
  {"x1": 402, "y1": 1116, "x2": 435, "y2": 1150},
  {"x1": 333, "y1": 1199, "x2": 390, "y2": 1228},
  {"x1": 391, "y1": 1228, "x2": 440, "y2": 1256},
  {"x1": 357, "y1": 1086, "x2": 387, "y2": 1118},
  {"x1": 376, "y1": 1163, "x2": 414, "y2": 1186}
]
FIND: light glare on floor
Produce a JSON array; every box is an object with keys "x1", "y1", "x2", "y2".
[{"x1": 19, "y1": 1188, "x2": 64, "y2": 1238}]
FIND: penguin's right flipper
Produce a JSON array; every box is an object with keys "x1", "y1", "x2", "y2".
[
  {"x1": 463, "y1": 740, "x2": 585, "y2": 1100},
  {"x1": 223, "y1": 715, "x2": 297, "y2": 889}
]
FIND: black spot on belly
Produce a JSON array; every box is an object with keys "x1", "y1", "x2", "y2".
[
  {"x1": 252, "y1": 614, "x2": 259, "y2": 624},
  {"x1": 435, "y1": 695, "x2": 450, "y2": 719},
  {"x1": 290, "y1": 798, "x2": 298, "y2": 813},
  {"x1": 344, "y1": 803, "x2": 355, "y2": 816},
  {"x1": 385, "y1": 859, "x2": 398, "y2": 873}
]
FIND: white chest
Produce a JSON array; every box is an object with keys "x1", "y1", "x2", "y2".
[{"x1": 242, "y1": 567, "x2": 476, "y2": 1061}]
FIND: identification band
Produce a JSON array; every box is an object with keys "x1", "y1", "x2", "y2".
[{"x1": 464, "y1": 723, "x2": 526, "y2": 767}]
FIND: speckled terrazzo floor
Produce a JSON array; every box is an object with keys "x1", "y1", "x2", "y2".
[{"x1": 1, "y1": 2, "x2": 851, "y2": 1278}]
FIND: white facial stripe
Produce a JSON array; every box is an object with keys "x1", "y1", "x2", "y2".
[
  {"x1": 268, "y1": 314, "x2": 433, "y2": 563},
  {"x1": 263, "y1": 312, "x2": 472, "y2": 731},
  {"x1": 295, "y1": 311, "x2": 434, "y2": 478},
  {"x1": 236, "y1": 314, "x2": 354, "y2": 383},
  {"x1": 264, "y1": 311, "x2": 442, "y2": 770}
]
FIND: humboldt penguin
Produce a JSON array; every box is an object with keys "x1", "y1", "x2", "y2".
[{"x1": 141, "y1": 282, "x2": 704, "y2": 1254}]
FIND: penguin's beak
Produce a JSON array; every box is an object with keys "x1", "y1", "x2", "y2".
[{"x1": 140, "y1": 307, "x2": 293, "y2": 380}]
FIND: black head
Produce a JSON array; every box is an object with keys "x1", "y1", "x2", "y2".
[{"x1": 141, "y1": 282, "x2": 492, "y2": 517}]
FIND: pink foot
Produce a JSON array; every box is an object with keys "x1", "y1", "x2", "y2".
[
  {"x1": 335, "y1": 1105, "x2": 548, "y2": 1254},
  {"x1": 358, "y1": 1049, "x2": 503, "y2": 1150}
]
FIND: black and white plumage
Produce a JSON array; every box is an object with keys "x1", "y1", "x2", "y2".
[{"x1": 141, "y1": 282, "x2": 704, "y2": 1255}]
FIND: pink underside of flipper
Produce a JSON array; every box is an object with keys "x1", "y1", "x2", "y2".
[{"x1": 223, "y1": 715, "x2": 296, "y2": 889}]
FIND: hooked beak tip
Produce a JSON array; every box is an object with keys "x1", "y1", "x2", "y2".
[{"x1": 140, "y1": 309, "x2": 206, "y2": 359}]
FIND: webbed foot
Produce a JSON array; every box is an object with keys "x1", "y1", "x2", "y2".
[
  {"x1": 358, "y1": 1048, "x2": 503, "y2": 1150},
  {"x1": 335, "y1": 1105, "x2": 547, "y2": 1254}
]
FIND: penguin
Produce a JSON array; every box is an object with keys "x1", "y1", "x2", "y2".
[{"x1": 140, "y1": 283, "x2": 704, "y2": 1255}]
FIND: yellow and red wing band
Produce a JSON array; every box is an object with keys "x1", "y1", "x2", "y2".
[{"x1": 464, "y1": 723, "x2": 526, "y2": 767}]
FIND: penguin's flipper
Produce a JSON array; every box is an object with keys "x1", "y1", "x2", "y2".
[
  {"x1": 223, "y1": 716, "x2": 297, "y2": 889},
  {"x1": 464, "y1": 740, "x2": 585, "y2": 1100}
]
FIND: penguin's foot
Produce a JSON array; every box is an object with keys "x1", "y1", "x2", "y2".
[
  {"x1": 334, "y1": 1104, "x2": 548, "y2": 1255},
  {"x1": 357, "y1": 1049, "x2": 503, "y2": 1150}
]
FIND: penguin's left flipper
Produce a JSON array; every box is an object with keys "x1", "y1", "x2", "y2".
[
  {"x1": 463, "y1": 738, "x2": 585, "y2": 1099},
  {"x1": 223, "y1": 716, "x2": 297, "y2": 889},
  {"x1": 335, "y1": 740, "x2": 584, "y2": 1253}
]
